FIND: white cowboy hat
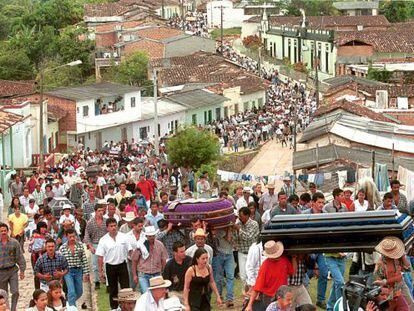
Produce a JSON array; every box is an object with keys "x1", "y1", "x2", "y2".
[
  {"x1": 164, "y1": 296, "x2": 185, "y2": 310},
  {"x1": 375, "y1": 236, "x2": 405, "y2": 259},
  {"x1": 242, "y1": 186, "x2": 252, "y2": 193},
  {"x1": 62, "y1": 204, "x2": 72, "y2": 210},
  {"x1": 263, "y1": 240, "x2": 284, "y2": 259},
  {"x1": 266, "y1": 182, "x2": 276, "y2": 189},
  {"x1": 148, "y1": 276, "x2": 171, "y2": 290},
  {"x1": 122, "y1": 212, "x2": 136, "y2": 222},
  {"x1": 143, "y1": 225, "x2": 159, "y2": 236}
]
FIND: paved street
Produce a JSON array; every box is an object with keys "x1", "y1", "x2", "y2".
[{"x1": 241, "y1": 139, "x2": 293, "y2": 189}]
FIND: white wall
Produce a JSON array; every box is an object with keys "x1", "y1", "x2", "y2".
[
  {"x1": 76, "y1": 90, "x2": 142, "y2": 134},
  {"x1": 207, "y1": 1, "x2": 246, "y2": 28},
  {"x1": 241, "y1": 21, "x2": 259, "y2": 39},
  {"x1": 0, "y1": 118, "x2": 32, "y2": 168},
  {"x1": 80, "y1": 111, "x2": 185, "y2": 150}
]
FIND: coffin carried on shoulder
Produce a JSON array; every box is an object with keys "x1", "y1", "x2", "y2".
[
  {"x1": 261, "y1": 210, "x2": 414, "y2": 254},
  {"x1": 162, "y1": 198, "x2": 236, "y2": 229}
]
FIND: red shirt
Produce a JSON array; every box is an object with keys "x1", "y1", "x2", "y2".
[
  {"x1": 136, "y1": 180, "x2": 153, "y2": 201},
  {"x1": 254, "y1": 255, "x2": 294, "y2": 297},
  {"x1": 343, "y1": 198, "x2": 354, "y2": 211}
]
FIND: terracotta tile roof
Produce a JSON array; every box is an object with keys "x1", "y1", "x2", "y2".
[
  {"x1": 152, "y1": 52, "x2": 268, "y2": 94},
  {"x1": 0, "y1": 80, "x2": 36, "y2": 98},
  {"x1": 336, "y1": 29, "x2": 414, "y2": 53},
  {"x1": 95, "y1": 19, "x2": 163, "y2": 33},
  {"x1": 314, "y1": 99, "x2": 396, "y2": 123},
  {"x1": 123, "y1": 39, "x2": 165, "y2": 59},
  {"x1": 47, "y1": 104, "x2": 67, "y2": 119},
  {"x1": 248, "y1": 15, "x2": 390, "y2": 28},
  {"x1": 0, "y1": 107, "x2": 24, "y2": 133},
  {"x1": 135, "y1": 26, "x2": 183, "y2": 40},
  {"x1": 84, "y1": 0, "x2": 180, "y2": 18}
]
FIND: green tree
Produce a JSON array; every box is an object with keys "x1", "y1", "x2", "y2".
[
  {"x1": 40, "y1": 59, "x2": 83, "y2": 90},
  {"x1": 104, "y1": 51, "x2": 152, "y2": 88},
  {"x1": 380, "y1": 0, "x2": 411, "y2": 22},
  {"x1": 284, "y1": 0, "x2": 339, "y2": 16},
  {"x1": 367, "y1": 67, "x2": 392, "y2": 83},
  {"x1": 0, "y1": 43, "x2": 33, "y2": 80},
  {"x1": 167, "y1": 127, "x2": 220, "y2": 170}
]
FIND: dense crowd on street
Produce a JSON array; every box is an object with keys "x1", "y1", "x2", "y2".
[
  {"x1": 0, "y1": 137, "x2": 413, "y2": 311},
  {"x1": 167, "y1": 12, "x2": 209, "y2": 37}
]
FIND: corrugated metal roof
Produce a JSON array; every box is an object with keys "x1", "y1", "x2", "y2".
[
  {"x1": 165, "y1": 89, "x2": 228, "y2": 109},
  {"x1": 45, "y1": 83, "x2": 142, "y2": 101},
  {"x1": 293, "y1": 144, "x2": 414, "y2": 171}
]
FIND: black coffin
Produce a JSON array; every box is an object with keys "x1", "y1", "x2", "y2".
[{"x1": 261, "y1": 211, "x2": 414, "y2": 254}]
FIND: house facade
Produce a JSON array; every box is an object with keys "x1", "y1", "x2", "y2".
[{"x1": 44, "y1": 83, "x2": 142, "y2": 151}]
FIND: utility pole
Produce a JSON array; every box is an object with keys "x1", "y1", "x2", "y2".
[
  {"x1": 39, "y1": 70, "x2": 45, "y2": 169},
  {"x1": 161, "y1": 0, "x2": 165, "y2": 19},
  {"x1": 258, "y1": 46, "x2": 262, "y2": 77},
  {"x1": 181, "y1": 0, "x2": 185, "y2": 30},
  {"x1": 314, "y1": 38, "x2": 320, "y2": 108},
  {"x1": 153, "y1": 69, "x2": 159, "y2": 154},
  {"x1": 220, "y1": 5, "x2": 224, "y2": 55}
]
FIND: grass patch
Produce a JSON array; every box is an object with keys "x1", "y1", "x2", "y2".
[
  {"x1": 210, "y1": 27, "x2": 241, "y2": 40},
  {"x1": 96, "y1": 286, "x2": 111, "y2": 311}
]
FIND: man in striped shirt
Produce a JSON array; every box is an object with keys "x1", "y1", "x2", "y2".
[{"x1": 59, "y1": 228, "x2": 90, "y2": 308}]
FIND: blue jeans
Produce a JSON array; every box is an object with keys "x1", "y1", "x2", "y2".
[
  {"x1": 316, "y1": 253, "x2": 328, "y2": 303},
  {"x1": 138, "y1": 272, "x2": 160, "y2": 294},
  {"x1": 64, "y1": 268, "x2": 83, "y2": 306},
  {"x1": 216, "y1": 252, "x2": 234, "y2": 301},
  {"x1": 211, "y1": 256, "x2": 220, "y2": 289},
  {"x1": 326, "y1": 257, "x2": 346, "y2": 311},
  {"x1": 403, "y1": 272, "x2": 414, "y2": 299}
]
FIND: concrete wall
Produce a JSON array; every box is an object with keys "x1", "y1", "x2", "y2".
[
  {"x1": 76, "y1": 90, "x2": 142, "y2": 134},
  {"x1": 207, "y1": 1, "x2": 246, "y2": 28},
  {"x1": 80, "y1": 111, "x2": 185, "y2": 150},
  {"x1": 165, "y1": 36, "x2": 216, "y2": 58},
  {"x1": 0, "y1": 117, "x2": 32, "y2": 168},
  {"x1": 240, "y1": 90, "x2": 266, "y2": 111},
  {"x1": 185, "y1": 103, "x2": 224, "y2": 126},
  {"x1": 241, "y1": 21, "x2": 259, "y2": 39}
]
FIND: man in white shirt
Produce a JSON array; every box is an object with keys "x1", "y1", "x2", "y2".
[
  {"x1": 245, "y1": 241, "x2": 266, "y2": 289},
  {"x1": 96, "y1": 217, "x2": 132, "y2": 311},
  {"x1": 19, "y1": 187, "x2": 33, "y2": 208},
  {"x1": 134, "y1": 276, "x2": 171, "y2": 311},
  {"x1": 236, "y1": 187, "x2": 254, "y2": 211},
  {"x1": 52, "y1": 180, "x2": 66, "y2": 198},
  {"x1": 185, "y1": 228, "x2": 213, "y2": 264}
]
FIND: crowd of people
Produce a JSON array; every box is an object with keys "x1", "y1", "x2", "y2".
[
  {"x1": 0, "y1": 137, "x2": 413, "y2": 311},
  {"x1": 167, "y1": 12, "x2": 209, "y2": 37}
]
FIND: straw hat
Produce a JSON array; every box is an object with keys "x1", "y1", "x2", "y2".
[
  {"x1": 266, "y1": 182, "x2": 276, "y2": 189},
  {"x1": 193, "y1": 228, "x2": 207, "y2": 238},
  {"x1": 114, "y1": 288, "x2": 139, "y2": 301},
  {"x1": 148, "y1": 276, "x2": 171, "y2": 290},
  {"x1": 282, "y1": 176, "x2": 291, "y2": 181},
  {"x1": 74, "y1": 177, "x2": 83, "y2": 184},
  {"x1": 263, "y1": 240, "x2": 284, "y2": 259},
  {"x1": 375, "y1": 236, "x2": 405, "y2": 259},
  {"x1": 122, "y1": 212, "x2": 136, "y2": 222},
  {"x1": 143, "y1": 225, "x2": 159, "y2": 236}
]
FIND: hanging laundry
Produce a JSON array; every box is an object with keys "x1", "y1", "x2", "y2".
[
  {"x1": 324, "y1": 173, "x2": 332, "y2": 180},
  {"x1": 358, "y1": 168, "x2": 372, "y2": 180},
  {"x1": 346, "y1": 168, "x2": 356, "y2": 183},
  {"x1": 337, "y1": 170, "x2": 348, "y2": 189},
  {"x1": 374, "y1": 163, "x2": 390, "y2": 192},
  {"x1": 314, "y1": 173, "x2": 325, "y2": 186}
]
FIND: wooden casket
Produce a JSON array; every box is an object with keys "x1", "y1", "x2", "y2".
[
  {"x1": 261, "y1": 210, "x2": 414, "y2": 254},
  {"x1": 162, "y1": 198, "x2": 236, "y2": 229}
]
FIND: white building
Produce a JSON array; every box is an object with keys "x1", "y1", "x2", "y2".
[
  {"x1": 207, "y1": 0, "x2": 247, "y2": 29},
  {"x1": 0, "y1": 105, "x2": 32, "y2": 168}
]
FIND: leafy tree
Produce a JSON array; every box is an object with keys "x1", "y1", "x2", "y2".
[
  {"x1": 284, "y1": 0, "x2": 338, "y2": 16},
  {"x1": 104, "y1": 51, "x2": 152, "y2": 88},
  {"x1": 167, "y1": 127, "x2": 220, "y2": 170},
  {"x1": 40, "y1": 59, "x2": 83, "y2": 90},
  {"x1": 379, "y1": 0, "x2": 411, "y2": 22},
  {"x1": 0, "y1": 43, "x2": 33, "y2": 80},
  {"x1": 367, "y1": 67, "x2": 392, "y2": 83}
]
